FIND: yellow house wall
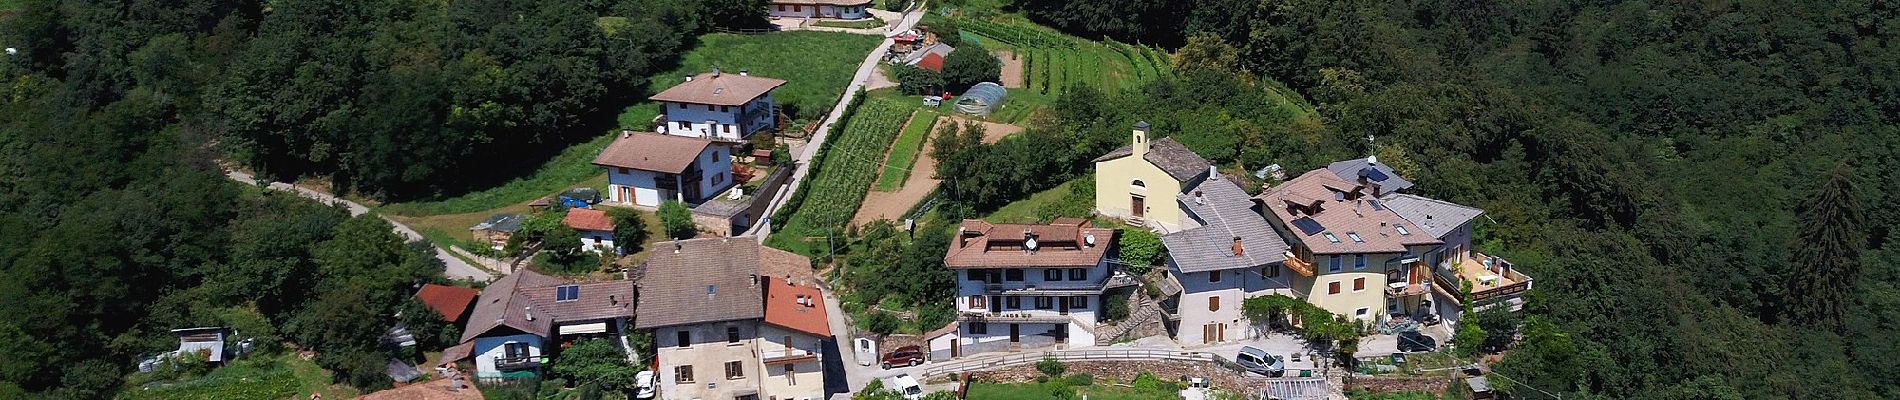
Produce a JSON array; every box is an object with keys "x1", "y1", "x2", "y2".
[
  {"x1": 1094, "y1": 157, "x2": 1183, "y2": 230},
  {"x1": 1300, "y1": 253, "x2": 1403, "y2": 322}
]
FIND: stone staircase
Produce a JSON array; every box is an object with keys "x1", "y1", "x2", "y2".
[{"x1": 1097, "y1": 292, "x2": 1165, "y2": 346}]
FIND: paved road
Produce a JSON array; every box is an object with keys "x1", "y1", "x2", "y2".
[
  {"x1": 748, "y1": 5, "x2": 927, "y2": 239},
  {"x1": 225, "y1": 171, "x2": 496, "y2": 282}
]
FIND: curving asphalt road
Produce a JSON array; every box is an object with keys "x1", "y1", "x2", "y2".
[{"x1": 225, "y1": 170, "x2": 496, "y2": 282}]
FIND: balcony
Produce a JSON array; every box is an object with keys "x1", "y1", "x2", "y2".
[
  {"x1": 1283, "y1": 252, "x2": 1317, "y2": 277},
  {"x1": 1385, "y1": 280, "x2": 1430, "y2": 297},
  {"x1": 494, "y1": 355, "x2": 545, "y2": 372},
  {"x1": 1432, "y1": 253, "x2": 1534, "y2": 304},
  {"x1": 762, "y1": 348, "x2": 820, "y2": 365},
  {"x1": 982, "y1": 281, "x2": 1107, "y2": 295},
  {"x1": 958, "y1": 311, "x2": 1080, "y2": 324}
]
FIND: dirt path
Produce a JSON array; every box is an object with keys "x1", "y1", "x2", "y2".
[
  {"x1": 997, "y1": 50, "x2": 1025, "y2": 88},
  {"x1": 850, "y1": 116, "x2": 1021, "y2": 225},
  {"x1": 866, "y1": 64, "x2": 898, "y2": 91}
]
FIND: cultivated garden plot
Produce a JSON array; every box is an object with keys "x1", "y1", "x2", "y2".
[{"x1": 768, "y1": 97, "x2": 915, "y2": 254}]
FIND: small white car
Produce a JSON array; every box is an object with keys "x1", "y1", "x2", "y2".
[
  {"x1": 633, "y1": 370, "x2": 656, "y2": 399},
  {"x1": 890, "y1": 373, "x2": 924, "y2": 400}
]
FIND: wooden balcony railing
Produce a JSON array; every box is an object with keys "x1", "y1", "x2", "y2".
[
  {"x1": 495, "y1": 355, "x2": 545, "y2": 372},
  {"x1": 1283, "y1": 252, "x2": 1316, "y2": 277}
]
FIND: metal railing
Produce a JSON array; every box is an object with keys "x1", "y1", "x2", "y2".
[{"x1": 921, "y1": 348, "x2": 1215, "y2": 378}]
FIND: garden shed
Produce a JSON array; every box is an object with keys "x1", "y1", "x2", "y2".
[{"x1": 953, "y1": 82, "x2": 1007, "y2": 115}]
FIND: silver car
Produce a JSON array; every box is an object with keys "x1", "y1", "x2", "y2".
[{"x1": 1235, "y1": 346, "x2": 1285, "y2": 377}]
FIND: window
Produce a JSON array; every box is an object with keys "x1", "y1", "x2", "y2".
[
  {"x1": 1044, "y1": 269, "x2": 1062, "y2": 281},
  {"x1": 713, "y1": 172, "x2": 725, "y2": 185},
  {"x1": 1323, "y1": 232, "x2": 1340, "y2": 243},
  {"x1": 1328, "y1": 256, "x2": 1342, "y2": 272},
  {"x1": 1006, "y1": 269, "x2": 1024, "y2": 281},
  {"x1": 1209, "y1": 270, "x2": 1222, "y2": 283},
  {"x1": 1353, "y1": 277, "x2": 1366, "y2": 291},
  {"x1": 709, "y1": 151, "x2": 718, "y2": 162},
  {"x1": 966, "y1": 295, "x2": 985, "y2": 309},
  {"x1": 1387, "y1": 301, "x2": 1399, "y2": 314},
  {"x1": 785, "y1": 364, "x2": 797, "y2": 385},
  {"x1": 1394, "y1": 224, "x2": 1411, "y2": 236},
  {"x1": 1068, "y1": 268, "x2": 1086, "y2": 281},
  {"x1": 1355, "y1": 308, "x2": 1369, "y2": 317},
  {"x1": 1035, "y1": 296, "x2": 1053, "y2": 309},
  {"x1": 1071, "y1": 296, "x2": 1089, "y2": 309},
  {"x1": 1347, "y1": 232, "x2": 1363, "y2": 243},
  {"x1": 504, "y1": 342, "x2": 529, "y2": 360},
  {"x1": 1263, "y1": 265, "x2": 1280, "y2": 278},
  {"x1": 1005, "y1": 296, "x2": 1021, "y2": 309},
  {"x1": 1131, "y1": 179, "x2": 1146, "y2": 188},
  {"x1": 1208, "y1": 296, "x2": 1221, "y2": 312},
  {"x1": 1353, "y1": 255, "x2": 1367, "y2": 270},
  {"x1": 1329, "y1": 282, "x2": 1341, "y2": 294},
  {"x1": 677, "y1": 121, "x2": 691, "y2": 130},
  {"x1": 676, "y1": 330, "x2": 691, "y2": 348},
  {"x1": 675, "y1": 365, "x2": 694, "y2": 383},
  {"x1": 617, "y1": 167, "x2": 629, "y2": 174},
  {"x1": 721, "y1": 105, "x2": 731, "y2": 112},
  {"x1": 726, "y1": 326, "x2": 741, "y2": 343},
  {"x1": 725, "y1": 361, "x2": 745, "y2": 379},
  {"x1": 969, "y1": 322, "x2": 988, "y2": 334},
  {"x1": 706, "y1": 104, "x2": 714, "y2": 111},
  {"x1": 555, "y1": 285, "x2": 579, "y2": 302},
  {"x1": 722, "y1": 124, "x2": 733, "y2": 134},
  {"x1": 967, "y1": 270, "x2": 985, "y2": 281}
]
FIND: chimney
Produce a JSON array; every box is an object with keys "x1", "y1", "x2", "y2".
[
  {"x1": 711, "y1": 67, "x2": 721, "y2": 77},
  {"x1": 1194, "y1": 190, "x2": 1207, "y2": 205},
  {"x1": 684, "y1": 75, "x2": 693, "y2": 82},
  {"x1": 524, "y1": 306, "x2": 534, "y2": 321},
  {"x1": 749, "y1": 274, "x2": 759, "y2": 287},
  {"x1": 1131, "y1": 121, "x2": 1151, "y2": 159},
  {"x1": 1231, "y1": 236, "x2": 1244, "y2": 257},
  {"x1": 740, "y1": 69, "x2": 749, "y2": 76},
  {"x1": 609, "y1": 295, "x2": 618, "y2": 306},
  {"x1": 1209, "y1": 165, "x2": 1219, "y2": 180},
  {"x1": 674, "y1": 242, "x2": 682, "y2": 254}
]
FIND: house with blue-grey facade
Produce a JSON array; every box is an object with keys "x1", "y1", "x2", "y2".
[
  {"x1": 651, "y1": 70, "x2": 785, "y2": 143},
  {"x1": 594, "y1": 131, "x2": 735, "y2": 208},
  {"x1": 442, "y1": 269, "x2": 637, "y2": 379}
]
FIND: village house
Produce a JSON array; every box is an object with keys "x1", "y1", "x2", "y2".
[
  {"x1": 594, "y1": 131, "x2": 736, "y2": 208},
  {"x1": 766, "y1": 0, "x2": 873, "y2": 20},
  {"x1": 561, "y1": 208, "x2": 618, "y2": 254},
  {"x1": 759, "y1": 276, "x2": 830, "y2": 400},
  {"x1": 1092, "y1": 122, "x2": 1214, "y2": 233},
  {"x1": 638, "y1": 237, "x2": 815, "y2": 400},
  {"x1": 651, "y1": 71, "x2": 785, "y2": 143},
  {"x1": 941, "y1": 219, "x2": 1119, "y2": 356},
  {"x1": 1155, "y1": 174, "x2": 1294, "y2": 345},
  {"x1": 444, "y1": 269, "x2": 637, "y2": 380},
  {"x1": 414, "y1": 283, "x2": 480, "y2": 324}
]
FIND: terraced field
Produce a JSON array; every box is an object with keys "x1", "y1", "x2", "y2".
[
  {"x1": 766, "y1": 96, "x2": 914, "y2": 254},
  {"x1": 958, "y1": 17, "x2": 1174, "y2": 95}
]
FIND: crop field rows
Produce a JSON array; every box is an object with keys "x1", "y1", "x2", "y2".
[
  {"x1": 963, "y1": 17, "x2": 1173, "y2": 96},
  {"x1": 774, "y1": 97, "x2": 914, "y2": 247},
  {"x1": 875, "y1": 108, "x2": 940, "y2": 191}
]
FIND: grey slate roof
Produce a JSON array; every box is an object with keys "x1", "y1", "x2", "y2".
[
  {"x1": 471, "y1": 213, "x2": 524, "y2": 233},
  {"x1": 1162, "y1": 177, "x2": 1289, "y2": 273},
  {"x1": 1093, "y1": 137, "x2": 1213, "y2": 182},
  {"x1": 634, "y1": 237, "x2": 768, "y2": 329},
  {"x1": 1327, "y1": 158, "x2": 1414, "y2": 194},
  {"x1": 1379, "y1": 193, "x2": 1484, "y2": 239}
]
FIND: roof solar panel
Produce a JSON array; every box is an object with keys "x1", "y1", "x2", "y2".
[
  {"x1": 1364, "y1": 167, "x2": 1391, "y2": 182},
  {"x1": 1292, "y1": 217, "x2": 1325, "y2": 235}
]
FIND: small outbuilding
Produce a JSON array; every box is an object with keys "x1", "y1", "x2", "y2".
[
  {"x1": 470, "y1": 214, "x2": 524, "y2": 250},
  {"x1": 953, "y1": 82, "x2": 1008, "y2": 115}
]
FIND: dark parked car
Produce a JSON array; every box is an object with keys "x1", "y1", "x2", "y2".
[
  {"x1": 1398, "y1": 330, "x2": 1438, "y2": 352},
  {"x1": 881, "y1": 345, "x2": 925, "y2": 369}
]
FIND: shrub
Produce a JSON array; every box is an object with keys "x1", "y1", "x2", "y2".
[
  {"x1": 659, "y1": 201, "x2": 696, "y2": 239},
  {"x1": 895, "y1": 65, "x2": 946, "y2": 95},
  {"x1": 1036, "y1": 358, "x2": 1066, "y2": 376},
  {"x1": 1064, "y1": 373, "x2": 1094, "y2": 386},
  {"x1": 863, "y1": 311, "x2": 901, "y2": 335},
  {"x1": 1117, "y1": 228, "x2": 1163, "y2": 274},
  {"x1": 941, "y1": 43, "x2": 1001, "y2": 92},
  {"x1": 1103, "y1": 294, "x2": 1131, "y2": 321},
  {"x1": 607, "y1": 207, "x2": 648, "y2": 254}
]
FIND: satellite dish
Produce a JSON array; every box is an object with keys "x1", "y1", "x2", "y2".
[
  {"x1": 1084, "y1": 233, "x2": 1096, "y2": 247},
  {"x1": 1367, "y1": 155, "x2": 1379, "y2": 165}
]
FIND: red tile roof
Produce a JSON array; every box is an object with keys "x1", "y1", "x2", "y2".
[
  {"x1": 943, "y1": 220, "x2": 1114, "y2": 269},
  {"x1": 916, "y1": 52, "x2": 945, "y2": 72},
  {"x1": 563, "y1": 208, "x2": 615, "y2": 232},
  {"x1": 415, "y1": 284, "x2": 479, "y2": 323},
  {"x1": 762, "y1": 277, "x2": 830, "y2": 337}
]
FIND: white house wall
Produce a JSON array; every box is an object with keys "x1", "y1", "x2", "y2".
[
  {"x1": 604, "y1": 147, "x2": 735, "y2": 207},
  {"x1": 472, "y1": 334, "x2": 543, "y2": 378},
  {"x1": 578, "y1": 229, "x2": 616, "y2": 254},
  {"x1": 759, "y1": 325, "x2": 827, "y2": 400},
  {"x1": 659, "y1": 95, "x2": 775, "y2": 142}
]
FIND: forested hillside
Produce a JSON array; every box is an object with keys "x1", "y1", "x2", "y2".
[
  {"x1": 0, "y1": 0, "x2": 762, "y2": 397},
  {"x1": 953, "y1": 0, "x2": 1900, "y2": 398}
]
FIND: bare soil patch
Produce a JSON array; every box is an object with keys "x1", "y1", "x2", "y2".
[
  {"x1": 996, "y1": 50, "x2": 1025, "y2": 88},
  {"x1": 851, "y1": 116, "x2": 1021, "y2": 226}
]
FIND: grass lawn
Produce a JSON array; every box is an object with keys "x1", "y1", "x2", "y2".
[
  {"x1": 873, "y1": 108, "x2": 939, "y2": 191},
  {"x1": 380, "y1": 134, "x2": 614, "y2": 217},
  {"x1": 983, "y1": 178, "x2": 1081, "y2": 224},
  {"x1": 121, "y1": 354, "x2": 359, "y2": 400},
  {"x1": 966, "y1": 381, "x2": 1174, "y2": 400},
  {"x1": 813, "y1": 17, "x2": 884, "y2": 29},
  {"x1": 618, "y1": 31, "x2": 881, "y2": 129}
]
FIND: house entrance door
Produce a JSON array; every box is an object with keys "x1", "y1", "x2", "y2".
[
  {"x1": 1009, "y1": 324, "x2": 1020, "y2": 342},
  {"x1": 1131, "y1": 195, "x2": 1145, "y2": 217},
  {"x1": 1202, "y1": 324, "x2": 1216, "y2": 344}
]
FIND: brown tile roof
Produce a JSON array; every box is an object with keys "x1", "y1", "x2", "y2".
[
  {"x1": 762, "y1": 277, "x2": 830, "y2": 337},
  {"x1": 415, "y1": 284, "x2": 480, "y2": 323},
  {"x1": 1092, "y1": 137, "x2": 1212, "y2": 182},
  {"x1": 592, "y1": 132, "x2": 713, "y2": 174},
  {"x1": 925, "y1": 321, "x2": 959, "y2": 340},
  {"x1": 634, "y1": 238, "x2": 769, "y2": 329},
  {"x1": 1258, "y1": 169, "x2": 1440, "y2": 255},
  {"x1": 563, "y1": 208, "x2": 615, "y2": 232},
  {"x1": 458, "y1": 269, "x2": 636, "y2": 342},
  {"x1": 648, "y1": 72, "x2": 787, "y2": 106},
  {"x1": 769, "y1": 0, "x2": 872, "y2": 5},
  {"x1": 759, "y1": 246, "x2": 819, "y2": 287},
  {"x1": 943, "y1": 220, "x2": 1114, "y2": 269}
]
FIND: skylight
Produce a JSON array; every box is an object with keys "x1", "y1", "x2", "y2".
[
  {"x1": 1323, "y1": 232, "x2": 1340, "y2": 243},
  {"x1": 556, "y1": 285, "x2": 580, "y2": 302},
  {"x1": 1394, "y1": 224, "x2": 1411, "y2": 236},
  {"x1": 1347, "y1": 232, "x2": 1364, "y2": 243}
]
